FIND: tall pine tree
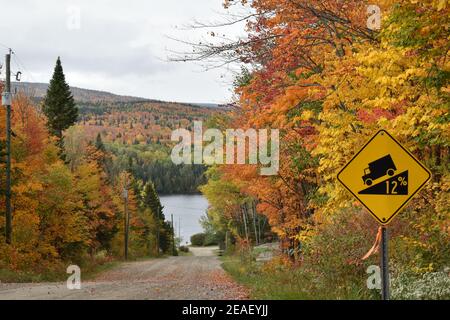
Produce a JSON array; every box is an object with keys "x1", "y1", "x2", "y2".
[
  {"x1": 43, "y1": 57, "x2": 78, "y2": 142},
  {"x1": 141, "y1": 181, "x2": 164, "y2": 221},
  {"x1": 140, "y1": 181, "x2": 166, "y2": 254}
]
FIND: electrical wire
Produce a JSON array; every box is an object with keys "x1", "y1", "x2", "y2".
[
  {"x1": 0, "y1": 43, "x2": 12, "y2": 81},
  {"x1": 0, "y1": 42, "x2": 11, "y2": 50},
  {"x1": 12, "y1": 52, "x2": 36, "y2": 83},
  {"x1": 162, "y1": 204, "x2": 207, "y2": 211}
]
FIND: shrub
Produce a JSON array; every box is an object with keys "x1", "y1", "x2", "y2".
[
  {"x1": 203, "y1": 232, "x2": 220, "y2": 246},
  {"x1": 191, "y1": 233, "x2": 206, "y2": 246},
  {"x1": 179, "y1": 246, "x2": 189, "y2": 253},
  {"x1": 391, "y1": 270, "x2": 450, "y2": 300}
]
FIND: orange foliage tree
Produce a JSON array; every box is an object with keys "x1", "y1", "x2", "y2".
[{"x1": 200, "y1": 0, "x2": 449, "y2": 264}]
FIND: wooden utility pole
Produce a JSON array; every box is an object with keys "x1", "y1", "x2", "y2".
[
  {"x1": 156, "y1": 213, "x2": 160, "y2": 257},
  {"x1": 3, "y1": 49, "x2": 12, "y2": 244},
  {"x1": 123, "y1": 181, "x2": 129, "y2": 260},
  {"x1": 171, "y1": 214, "x2": 175, "y2": 255}
]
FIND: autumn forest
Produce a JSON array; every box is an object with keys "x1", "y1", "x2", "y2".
[{"x1": 0, "y1": 0, "x2": 449, "y2": 301}]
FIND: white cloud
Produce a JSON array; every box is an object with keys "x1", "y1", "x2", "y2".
[{"x1": 0, "y1": 0, "x2": 246, "y2": 103}]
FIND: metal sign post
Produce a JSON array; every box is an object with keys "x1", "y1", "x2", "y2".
[
  {"x1": 380, "y1": 226, "x2": 390, "y2": 300},
  {"x1": 338, "y1": 130, "x2": 432, "y2": 301}
]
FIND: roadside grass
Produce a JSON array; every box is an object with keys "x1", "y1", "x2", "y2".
[
  {"x1": 178, "y1": 250, "x2": 193, "y2": 256},
  {"x1": 0, "y1": 248, "x2": 213, "y2": 283},
  {"x1": 132, "y1": 255, "x2": 166, "y2": 261},
  {"x1": 0, "y1": 256, "x2": 122, "y2": 283},
  {"x1": 0, "y1": 252, "x2": 180, "y2": 283},
  {"x1": 221, "y1": 254, "x2": 378, "y2": 300},
  {"x1": 219, "y1": 210, "x2": 383, "y2": 300},
  {"x1": 221, "y1": 207, "x2": 449, "y2": 300},
  {"x1": 223, "y1": 253, "x2": 450, "y2": 300},
  {"x1": 82, "y1": 260, "x2": 120, "y2": 281},
  {"x1": 0, "y1": 268, "x2": 68, "y2": 283},
  {"x1": 221, "y1": 256, "x2": 309, "y2": 299}
]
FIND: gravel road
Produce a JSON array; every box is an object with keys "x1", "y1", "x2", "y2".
[{"x1": 0, "y1": 247, "x2": 248, "y2": 300}]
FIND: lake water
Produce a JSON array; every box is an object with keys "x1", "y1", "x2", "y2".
[{"x1": 160, "y1": 194, "x2": 209, "y2": 245}]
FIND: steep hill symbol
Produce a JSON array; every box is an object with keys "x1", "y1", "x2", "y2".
[{"x1": 358, "y1": 170, "x2": 408, "y2": 195}]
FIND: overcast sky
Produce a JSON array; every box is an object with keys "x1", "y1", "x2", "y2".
[{"x1": 0, "y1": 0, "x2": 246, "y2": 103}]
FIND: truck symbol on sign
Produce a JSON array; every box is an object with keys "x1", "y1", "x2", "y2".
[{"x1": 362, "y1": 154, "x2": 397, "y2": 186}]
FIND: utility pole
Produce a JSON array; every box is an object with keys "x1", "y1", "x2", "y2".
[
  {"x1": 156, "y1": 212, "x2": 160, "y2": 257},
  {"x1": 2, "y1": 49, "x2": 12, "y2": 244},
  {"x1": 123, "y1": 179, "x2": 129, "y2": 260},
  {"x1": 171, "y1": 214, "x2": 175, "y2": 255}
]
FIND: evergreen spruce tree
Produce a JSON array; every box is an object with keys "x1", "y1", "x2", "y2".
[
  {"x1": 141, "y1": 181, "x2": 166, "y2": 254},
  {"x1": 42, "y1": 57, "x2": 78, "y2": 142},
  {"x1": 141, "y1": 181, "x2": 164, "y2": 222}
]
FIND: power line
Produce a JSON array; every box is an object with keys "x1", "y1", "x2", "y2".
[
  {"x1": 0, "y1": 42, "x2": 11, "y2": 50},
  {"x1": 162, "y1": 204, "x2": 207, "y2": 211},
  {"x1": 12, "y1": 52, "x2": 36, "y2": 83},
  {"x1": 0, "y1": 44, "x2": 12, "y2": 81},
  {"x1": 0, "y1": 44, "x2": 35, "y2": 83},
  {"x1": 168, "y1": 213, "x2": 204, "y2": 217}
]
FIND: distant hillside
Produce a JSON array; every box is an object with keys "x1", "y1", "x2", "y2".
[
  {"x1": 12, "y1": 82, "x2": 153, "y2": 104},
  {"x1": 11, "y1": 82, "x2": 221, "y2": 108}
]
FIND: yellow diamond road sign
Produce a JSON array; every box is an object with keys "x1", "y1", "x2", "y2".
[{"x1": 337, "y1": 130, "x2": 431, "y2": 225}]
